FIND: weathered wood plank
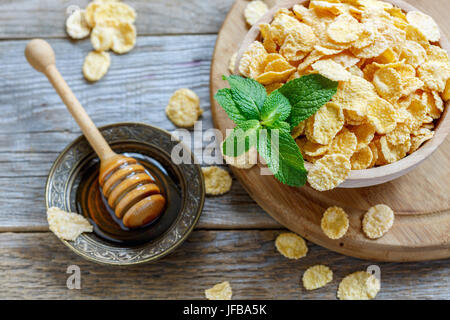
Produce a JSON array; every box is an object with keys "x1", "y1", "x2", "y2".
[
  {"x1": 0, "y1": 35, "x2": 280, "y2": 230},
  {"x1": 0, "y1": 0, "x2": 235, "y2": 39},
  {"x1": 0, "y1": 231, "x2": 448, "y2": 299}
]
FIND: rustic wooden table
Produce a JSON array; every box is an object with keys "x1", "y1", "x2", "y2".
[{"x1": 0, "y1": 0, "x2": 448, "y2": 300}]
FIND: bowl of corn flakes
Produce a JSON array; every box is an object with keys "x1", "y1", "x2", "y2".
[{"x1": 233, "y1": 0, "x2": 450, "y2": 189}]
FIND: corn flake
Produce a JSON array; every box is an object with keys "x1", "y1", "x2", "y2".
[
  {"x1": 275, "y1": 232, "x2": 308, "y2": 259},
  {"x1": 307, "y1": 154, "x2": 351, "y2": 191},
  {"x1": 362, "y1": 204, "x2": 394, "y2": 239},
  {"x1": 239, "y1": 41, "x2": 268, "y2": 78},
  {"x1": 66, "y1": 9, "x2": 90, "y2": 39},
  {"x1": 82, "y1": 50, "x2": 111, "y2": 82},
  {"x1": 367, "y1": 97, "x2": 397, "y2": 134},
  {"x1": 409, "y1": 128, "x2": 434, "y2": 154},
  {"x1": 244, "y1": 0, "x2": 268, "y2": 26},
  {"x1": 349, "y1": 123, "x2": 376, "y2": 150},
  {"x1": 373, "y1": 67, "x2": 402, "y2": 101},
  {"x1": 90, "y1": 26, "x2": 114, "y2": 51},
  {"x1": 110, "y1": 21, "x2": 136, "y2": 54},
  {"x1": 406, "y1": 11, "x2": 440, "y2": 42},
  {"x1": 351, "y1": 145, "x2": 374, "y2": 170},
  {"x1": 228, "y1": 52, "x2": 237, "y2": 74},
  {"x1": 337, "y1": 271, "x2": 380, "y2": 300},
  {"x1": 94, "y1": 2, "x2": 136, "y2": 27},
  {"x1": 205, "y1": 281, "x2": 232, "y2": 300},
  {"x1": 302, "y1": 265, "x2": 333, "y2": 290},
  {"x1": 418, "y1": 61, "x2": 450, "y2": 92},
  {"x1": 328, "y1": 128, "x2": 358, "y2": 159},
  {"x1": 47, "y1": 207, "x2": 93, "y2": 241},
  {"x1": 312, "y1": 59, "x2": 351, "y2": 81},
  {"x1": 332, "y1": 75, "x2": 377, "y2": 115},
  {"x1": 321, "y1": 206, "x2": 349, "y2": 239},
  {"x1": 166, "y1": 88, "x2": 203, "y2": 128},
  {"x1": 306, "y1": 102, "x2": 344, "y2": 145},
  {"x1": 327, "y1": 14, "x2": 362, "y2": 43},
  {"x1": 202, "y1": 166, "x2": 232, "y2": 196},
  {"x1": 400, "y1": 40, "x2": 426, "y2": 68}
]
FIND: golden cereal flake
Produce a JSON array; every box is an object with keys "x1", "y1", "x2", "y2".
[
  {"x1": 202, "y1": 166, "x2": 232, "y2": 196},
  {"x1": 110, "y1": 21, "x2": 136, "y2": 54},
  {"x1": 221, "y1": 143, "x2": 258, "y2": 170},
  {"x1": 349, "y1": 123, "x2": 376, "y2": 150},
  {"x1": 367, "y1": 97, "x2": 397, "y2": 134},
  {"x1": 332, "y1": 75, "x2": 377, "y2": 116},
  {"x1": 400, "y1": 40, "x2": 426, "y2": 68},
  {"x1": 426, "y1": 45, "x2": 449, "y2": 64},
  {"x1": 275, "y1": 232, "x2": 308, "y2": 259},
  {"x1": 90, "y1": 26, "x2": 114, "y2": 51},
  {"x1": 291, "y1": 121, "x2": 305, "y2": 139},
  {"x1": 85, "y1": 2, "x2": 101, "y2": 28},
  {"x1": 166, "y1": 88, "x2": 202, "y2": 127},
  {"x1": 418, "y1": 61, "x2": 450, "y2": 93},
  {"x1": 47, "y1": 207, "x2": 93, "y2": 241},
  {"x1": 406, "y1": 11, "x2": 440, "y2": 42},
  {"x1": 205, "y1": 281, "x2": 232, "y2": 300},
  {"x1": 378, "y1": 135, "x2": 410, "y2": 164},
  {"x1": 362, "y1": 204, "x2": 395, "y2": 239},
  {"x1": 244, "y1": 1, "x2": 269, "y2": 26},
  {"x1": 327, "y1": 128, "x2": 358, "y2": 159},
  {"x1": 351, "y1": 145, "x2": 373, "y2": 170},
  {"x1": 228, "y1": 52, "x2": 238, "y2": 74},
  {"x1": 306, "y1": 102, "x2": 344, "y2": 145},
  {"x1": 409, "y1": 128, "x2": 434, "y2": 154},
  {"x1": 327, "y1": 13, "x2": 362, "y2": 44},
  {"x1": 256, "y1": 56, "x2": 296, "y2": 85},
  {"x1": 386, "y1": 123, "x2": 411, "y2": 145},
  {"x1": 94, "y1": 2, "x2": 136, "y2": 26},
  {"x1": 337, "y1": 271, "x2": 380, "y2": 300},
  {"x1": 321, "y1": 206, "x2": 349, "y2": 239},
  {"x1": 443, "y1": 79, "x2": 450, "y2": 101},
  {"x1": 373, "y1": 67, "x2": 402, "y2": 102},
  {"x1": 66, "y1": 9, "x2": 90, "y2": 39},
  {"x1": 239, "y1": 41, "x2": 268, "y2": 78},
  {"x1": 302, "y1": 265, "x2": 333, "y2": 290},
  {"x1": 368, "y1": 141, "x2": 379, "y2": 168},
  {"x1": 311, "y1": 59, "x2": 351, "y2": 81},
  {"x1": 303, "y1": 141, "x2": 330, "y2": 157},
  {"x1": 307, "y1": 154, "x2": 351, "y2": 191},
  {"x1": 350, "y1": 34, "x2": 389, "y2": 59},
  {"x1": 82, "y1": 51, "x2": 111, "y2": 82}
]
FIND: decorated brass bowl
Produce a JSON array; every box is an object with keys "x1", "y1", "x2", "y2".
[{"x1": 46, "y1": 122, "x2": 205, "y2": 265}]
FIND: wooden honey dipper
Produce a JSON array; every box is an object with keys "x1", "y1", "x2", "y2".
[{"x1": 25, "y1": 39, "x2": 166, "y2": 228}]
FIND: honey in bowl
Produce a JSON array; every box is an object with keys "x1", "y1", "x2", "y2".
[{"x1": 75, "y1": 142, "x2": 183, "y2": 246}]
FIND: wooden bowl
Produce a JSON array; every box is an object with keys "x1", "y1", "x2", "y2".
[{"x1": 234, "y1": 0, "x2": 450, "y2": 188}]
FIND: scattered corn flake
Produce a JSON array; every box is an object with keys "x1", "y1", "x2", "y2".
[
  {"x1": 337, "y1": 271, "x2": 380, "y2": 300},
  {"x1": 202, "y1": 166, "x2": 232, "y2": 196},
  {"x1": 239, "y1": 41, "x2": 268, "y2": 78},
  {"x1": 328, "y1": 128, "x2": 357, "y2": 159},
  {"x1": 90, "y1": 26, "x2": 114, "y2": 51},
  {"x1": 373, "y1": 67, "x2": 402, "y2": 101},
  {"x1": 66, "y1": 9, "x2": 90, "y2": 39},
  {"x1": 400, "y1": 40, "x2": 426, "y2": 68},
  {"x1": 312, "y1": 59, "x2": 351, "y2": 81},
  {"x1": 362, "y1": 204, "x2": 394, "y2": 239},
  {"x1": 302, "y1": 265, "x2": 333, "y2": 290},
  {"x1": 321, "y1": 206, "x2": 349, "y2": 239},
  {"x1": 367, "y1": 97, "x2": 397, "y2": 134},
  {"x1": 222, "y1": 143, "x2": 258, "y2": 169},
  {"x1": 409, "y1": 128, "x2": 434, "y2": 154},
  {"x1": 306, "y1": 102, "x2": 344, "y2": 145},
  {"x1": 47, "y1": 207, "x2": 93, "y2": 241},
  {"x1": 228, "y1": 52, "x2": 237, "y2": 74},
  {"x1": 244, "y1": 0, "x2": 269, "y2": 26},
  {"x1": 82, "y1": 50, "x2": 111, "y2": 82},
  {"x1": 307, "y1": 154, "x2": 351, "y2": 191},
  {"x1": 351, "y1": 145, "x2": 373, "y2": 171},
  {"x1": 275, "y1": 232, "x2": 308, "y2": 259},
  {"x1": 111, "y1": 21, "x2": 136, "y2": 54},
  {"x1": 327, "y1": 14, "x2": 362, "y2": 43},
  {"x1": 85, "y1": 1, "x2": 101, "y2": 28},
  {"x1": 406, "y1": 11, "x2": 440, "y2": 42},
  {"x1": 93, "y1": 2, "x2": 136, "y2": 27},
  {"x1": 166, "y1": 88, "x2": 203, "y2": 128},
  {"x1": 418, "y1": 61, "x2": 450, "y2": 92},
  {"x1": 205, "y1": 281, "x2": 232, "y2": 300}
]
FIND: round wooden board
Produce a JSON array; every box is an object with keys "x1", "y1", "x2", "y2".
[{"x1": 210, "y1": 0, "x2": 450, "y2": 262}]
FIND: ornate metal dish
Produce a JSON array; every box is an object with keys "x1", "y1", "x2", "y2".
[{"x1": 45, "y1": 122, "x2": 205, "y2": 265}]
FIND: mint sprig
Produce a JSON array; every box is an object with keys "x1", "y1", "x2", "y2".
[{"x1": 215, "y1": 74, "x2": 337, "y2": 187}]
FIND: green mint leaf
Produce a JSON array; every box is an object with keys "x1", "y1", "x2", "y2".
[
  {"x1": 224, "y1": 75, "x2": 265, "y2": 120},
  {"x1": 257, "y1": 128, "x2": 307, "y2": 187},
  {"x1": 214, "y1": 88, "x2": 248, "y2": 125},
  {"x1": 265, "y1": 120, "x2": 291, "y2": 133},
  {"x1": 279, "y1": 74, "x2": 338, "y2": 129},
  {"x1": 222, "y1": 120, "x2": 261, "y2": 157},
  {"x1": 260, "y1": 90, "x2": 291, "y2": 126}
]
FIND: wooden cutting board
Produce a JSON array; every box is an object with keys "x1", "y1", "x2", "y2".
[{"x1": 210, "y1": 0, "x2": 450, "y2": 261}]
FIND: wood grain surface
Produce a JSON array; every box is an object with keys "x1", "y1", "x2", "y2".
[
  {"x1": 0, "y1": 0, "x2": 449, "y2": 299},
  {"x1": 210, "y1": 0, "x2": 450, "y2": 261}
]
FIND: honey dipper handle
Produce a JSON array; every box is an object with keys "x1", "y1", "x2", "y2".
[{"x1": 25, "y1": 39, "x2": 115, "y2": 161}]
